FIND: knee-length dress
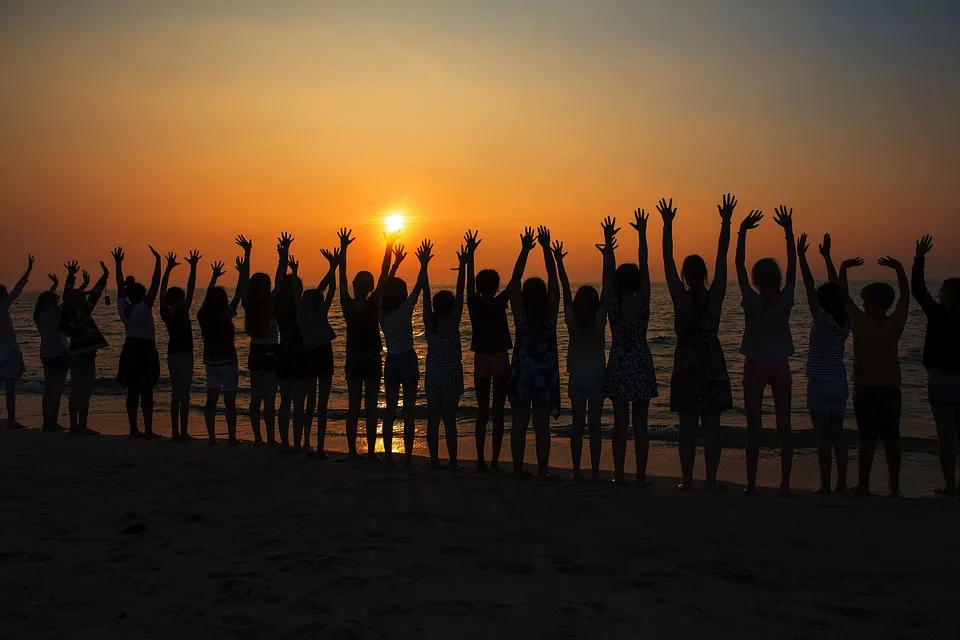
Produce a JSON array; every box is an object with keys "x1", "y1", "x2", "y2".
[
  {"x1": 669, "y1": 291, "x2": 732, "y2": 414},
  {"x1": 508, "y1": 313, "x2": 561, "y2": 418},
  {"x1": 604, "y1": 296, "x2": 658, "y2": 402},
  {"x1": 425, "y1": 329, "x2": 465, "y2": 402}
]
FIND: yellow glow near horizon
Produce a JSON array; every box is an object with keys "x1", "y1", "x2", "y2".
[{"x1": 385, "y1": 213, "x2": 405, "y2": 234}]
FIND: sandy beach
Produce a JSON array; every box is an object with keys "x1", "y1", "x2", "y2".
[{"x1": 3, "y1": 414, "x2": 959, "y2": 639}]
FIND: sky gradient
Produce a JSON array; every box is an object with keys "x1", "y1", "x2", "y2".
[{"x1": 2, "y1": 0, "x2": 958, "y2": 286}]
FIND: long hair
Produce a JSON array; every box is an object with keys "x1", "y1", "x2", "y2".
[
  {"x1": 244, "y1": 272, "x2": 273, "y2": 338},
  {"x1": 124, "y1": 277, "x2": 146, "y2": 318},
  {"x1": 34, "y1": 291, "x2": 59, "y2": 325},
  {"x1": 431, "y1": 290, "x2": 456, "y2": 333},
  {"x1": 199, "y1": 287, "x2": 231, "y2": 331},
  {"x1": 816, "y1": 283, "x2": 850, "y2": 328},
  {"x1": 521, "y1": 277, "x2": 548, "y2": 344},
  {"x1": 614, "y1": 263, "x2": 641, "y2": 293},
  {"x1": 573, "y1": 285, "x2": 600, "y2": 335},
  {"x1": 382, "y1": 277, "x2": 407, "y2": 313},
  {"x1": 681, "y1": 255, "x2": 708, "y2": 290},
  {"x1": 751, "y1": 258, "x2": 782, "y2": 291},
  {"x1": 275, "y1": 275, "x2": 302, "y2": 332},
  {"x1": 353, "y1": 270, "x2": 375, "y2": 300}
]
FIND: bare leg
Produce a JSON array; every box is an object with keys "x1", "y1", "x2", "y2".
[
  {"x1": 180, "y1": 396, "x2": 190, "y2": 439},
  {"x1": 933, "y1": 406, "x2": 956, "y2": 495},
  {"x1": 882, "y1": 438, "x2": 901, "y2": 496},
  {"x1": 678, "y1": 410, "x2": 698, "y2": 490},
  {"x1": 743, "y1": 383, "x2": 765, "y2": 495},
  {"x1": 249, "y1": 380, "x2": 264, "y2": 444},
  {"x1": 532, "y1": 399, "x2": 551, "y2": 478},
  {"x1": 772, "y1": 382, "x2": 793, "y2": 494},
  {"x1": 304, "y1": 376, "x2": 318, "y2": 450},
  {"x1": 511, "y1": 399, "x2": 532, "y2": 478},
  {"x1": 810, "y1": 411, "x2": 833, "y2": 494},
  {"x1": 141, "y1": 384, "x2": 155, "y2": 436},
  {"x1": 315, "y1": 376, "x2": 332, "y2": 454},
  {"x1": 702, "y1": 412, "x2": 723, "y2": 489},
  {"x1": 611, "y1": 399, "x2": 628, "y2": 483},
  {"x1": 364, "y1": 376, "x2": 380, "y2": 457},
  {"x1": 491, "y1": 374, "x2": 508, "y2": 469},
  {"x1": 474, "y1": 376, "x2": 491, "y2": 469},
  {"x1": 205, "y1": 388, "x2": 219, "y2": 444},
  {"x1": 292, "y1": 380, "x2": 308, "y2": 451},
  {"x1": 858, "y1": 438, "x2": 877, "y2": 495},
  {"x1": 382, "y1": 381, "x2": 400, "y2": 464},
  {"x1": 587, "y1": 396, "x2": 603, "y2": 480},
  {"x1": 126, "y1": 383, "x2": 143, "y2": 436},
  {"x1": 570, "y1": 392, "x2": 587, "y2": 479},
  {"x1": 830, "y1": 411, "x2": 848, "y2": 494},
  {"x1": 632, "y1": 400, "x2": 650, "y2": 487},
  {"x1": 402, "y1": 379, "x2": 418, "y2": 464},
  {"x1": 170, "y1": 398, "x2": 181, "y2": 439},
  {"x1": 42, "y1": 367, "x2": 68, "y2": 430},
  {"x1": 4, "y1": 378, "x2": 16, "y2": 426},
  {"x1": 442, "y1": 396, "x2": 459, "y2": 467},
  {"x1": 277, "y1": 378, "x2": 292, "y2": 447},
  {"x1": 427, "y1": 397, "x2": 442, "y2": 467},
  {"x1": 69, "y1": 363, "x2": 96, "y2": 433},
  {"x1": 262, "y1": 373, "x2": 278, "y2": 444},
  {"x1": 225, "y1": 391, "x2": 238, "y2": 444},
  {"x1": 345, "y1": 377, "x2": 362, "y2": 456}
]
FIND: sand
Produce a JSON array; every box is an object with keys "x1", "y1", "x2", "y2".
[{"x1": 2, "y1": 418, "x2": 960, "y2": 639}]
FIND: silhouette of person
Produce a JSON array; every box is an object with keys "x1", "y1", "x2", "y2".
[
  {"x1": 736, "y1": 206, "x2": 797, "y2": 496},
  {"x1": 276, "y1": 249, "x2": 309, "y2": 452},
  {"x1": 0, "y1": 255, "x2": 34, "y2": 429},
  {"x1": 423, "y1": 241, "x2": 468, "y2": 470},
  {"x1": 797, "y1": 233, "x2": 852, "y2": 495},
  {"x1": 663, "y1": 196, "x2": 735, "y2": 491},
  {"x1": 508, "y1": 226, "x2": 561, "y2": 480},
  {"x1": 34, "y1": 261, "x2": 76, "y2": 431},
  {"x1": 197, "y1": 237, "x2": 250, "y2": 445},
  {"x1": 338, "y1": 229, "x2": 401, "y2": 460},
  {"x1": 112, "y1": 246, "x2": 162, "y2": 438},
  {"x1": 159, "y1": 250, "x2": 201, "y2": 440},
  {"x1": 912, "y1": 235, "x2": 960, "y2": 496},
  {"x1": 465, "y1": 231, "x2": 513, "y2": 472},
  {"x1": 602, "y1": 213, "x2": 658, "y2": 487},
  {"x1": 842, "y1": 252, "x2": 910, "y2": 496}
]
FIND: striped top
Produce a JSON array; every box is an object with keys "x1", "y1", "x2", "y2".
[{"x1": 805, "y1": 309, "x2": 851, "y2": 379}]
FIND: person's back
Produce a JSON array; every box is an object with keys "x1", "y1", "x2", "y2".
[
  {"x1": 806, "y1": 309, "x2": 850, "y2": 381},
  {"x1": 37, "y1": 308, "x2": 68, "y2": 360},
  {"x1": 565, "y1": 306, "x2": 606, "y2": 381},
  {"x1": 468, "y1": 293, "x2": 511, "y2": 355},
  {"x1": 740, "y1": 287, "x2": 795, "y2": 358},
  {"x1": 160, "y1": 304, "x2": 192, "y2": 356},
  {"x1": 198, "y1": 304, "x2": 237, "y2": 366},
  {"x1": 119, "y1": 298, "x2": 156, "y2": 342},
  {"x1": 345, "y1": 296, "x2": 381, "y2": 352},
  {"x1": 852, "y1": 312, "x2": 904, "y2": 388}
]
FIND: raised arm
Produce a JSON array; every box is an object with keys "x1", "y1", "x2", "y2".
[
  {"x1": 537, "y1": 226, "x2": 560, "y2": 317},
  {"x1": 599, "y1": 217, "x2": 619, "y2": 310},
  {"x1": 76, "y1": 269, "x2": 89, "y2": 293},
  {"x1": 110, "y1": 247, "x2": 125, "y2": 300},
  {"x1": 87, "y1": 262, "x2": 110, "y2": 310},
  {"x1": 2, "y1": 255, "x2": 34, "y2": 308},
  {"x1": 454, "y1": 244, "x2": 467, "y2": 325},
  {"x1": 275, "y1": 232, "x2": 293, "y2": 292},
  {"x1": 185, "y1": 250, "x2": 201, "y2": 309},
  {"x1": 632, "y1": 208, "x2": 651, "y2": 299},
  {"x1": 797, "y1": 234, "x2": 819, "y2": 318},
  {"x1": 879, "y1": 256, "x2": 910, "y2": 333},
  {"x1": 160, "y1": 252, "x2": 179, "y2": 309},
  {"x1": 838, "y1": 257, "x2": 864, "y2": 315},
  {"x1": 658, "y1": 201, "x2": 683, "y2": 303},
  {"x1": 912, "y1": 235, "x2": 937, "y2": 316},
  {"x1": 507, "y1": 228, "x2": 536, "y2": 312},
  {"x1": 337, "y1": 228, "x2": 354, "y2": 309},
  {"x1": 464, "y1": 230, "x2": 480, "y2": 297},
  {"x1": 319, "y1": 247, "x2": 340, "y2": 313},
  {"x1": 204, "y1": 261, "x2": 225, "y2": 306},
  {"x1": 552, "y1": 240, "x2": 573, "y2": 313},
  {"x1": 421, "y1": 248, "x2": 433, "y2": 333},
  {"x1": 712, "y1": 194, "x2": 734, "y2": 298},
  {"x1": 409, "y1": 239, "x2": 432, "y2": 306},
  {"x1": 47, "y1": 272, "x2": 59, "y2": 293},
  {"x1": 736, "y1": 211, "x2": 763, "y2": 293},
  {"x1": 774, "y1": 205, "x2": 797, "y2": 293},
  {"x1": 144, "y1": 245, "x2": 162, "y2": 308},
  {"x1": 372, "y1": 232, "x2": 399, "y2": 301},
  {"x1": 231, "y1": 235, "x2": 253, "y2": 312}
]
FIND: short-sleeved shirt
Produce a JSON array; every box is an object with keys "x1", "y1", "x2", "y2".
[
  {"x1": 852, "y1": 313, "x2": 905, "y2": 387},
  {"x1": 805, "y1": 310, "x2": 850, "y2": 379},
  {"x1": 160, "y1": 305, "x2": 193, "y2": 355},
  {"x1": 468, "y1": 293, "x2": 512, "y2": 355},
  {"x1": 564, "y1": 307, "x2": 606, "y2": 378},
  {"x1": 739, "y1": 287, "x2": 795, "y2": 358},
  {"x1": 380, "y1": 295, "x2": 418, "y2": 354},
  {"x1": 344, "y1": 298, "x2": 382, "y2": 353},
  {"x1": 37, "y1": 310, "x2": 69, "y2": 358},
  {"x1": 198, "y1": 306, "x2": 237, "y2": 366},
  {"x1": 119, "y1": 299, "x2": 156, "y2": 341}
]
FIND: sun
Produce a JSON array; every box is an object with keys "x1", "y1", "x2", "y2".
[{"x1": 385, "y1": 212, "x2": 404, "y2": 233}]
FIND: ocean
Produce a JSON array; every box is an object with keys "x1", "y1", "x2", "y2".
[{"x1": 7, "y1": 282, "x2": 936, "y2": 440}]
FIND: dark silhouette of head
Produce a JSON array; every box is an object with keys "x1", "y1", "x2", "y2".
[
  {"x1": 522, "y1": 277, "x2": 548, "y2": 343},
  {"x1": 34, "y1": 291, "x2": 59, "y2": 323},
  {"x1": 0, "y1": 285, "x2": 7, "y2": 300},
  {"x1": 60, "y1": 288, "x2": 85, "y2": 313},
  {"x1": 614, "y1": 263, "x2": 641, "y2": 293},
  {"x1": 125, "y1": 277, "x2": 146, "y2": 304},
  {"x1": 573, "y1": 285, "x2": 600, "y2": 334},
  {"x1": 681, "y1": 255, "x2": 708, "y2": 290},
  {"x1": 752, "y1": 258, "x2": 782, "y2": 293},
  {"x1": 816, "y1": 283, "x2": 849, "y2": 327},
  {"x1": 275, "y1": 275, "x2": 302, "y2": 327},
  {"x1": 382, "y1": 277, "x2": 408, "y2": 313},
  {"x1": 165, "y1": 286, "x2": 185, "y2": 308},
  {"x1": 860, "y1": 282, "x2": 895, "y2": 316},
  {"x1": 302, "y1": 288, "x2": 322, "y2": 313},
  {"x1": 431, "y1": 290, "x2": 456, "y2": 331},
  {"x1": 353, "y1": 271, "x2": 375, "y2": 300},
  {"x1": 941, "y1": 278, "x2": 960, "y2": 309},
  {"x1": 476, "y1": 269, "x2": 501, "y2": 297},
  {"x1": 245, "y1": 272, "x2": 274, "y2": 338}
]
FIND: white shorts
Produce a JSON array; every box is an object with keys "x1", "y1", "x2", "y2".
[{"x1": 206, "y1": 362, "x2": 239, "y2": 392}]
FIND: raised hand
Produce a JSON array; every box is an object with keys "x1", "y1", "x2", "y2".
[
  {"x1": 416, "y1": 239, "x2": 434, "y2": 266},
  {"x1": 211, "y1": 261, "x2": 226, "y2": 279},
  {"x1": 338, "y1": 228, "x2": 355, "y2": 249},
  {"x1": 536, "y1": 225, "x2": 551, "y2": 247},
  {"x1": 288, "y1": 255, "x2": 299, "y2": 273},
  {"x1": 797, "y1": 233, "x2": 809, "y2": 256},
  {"x1": 464, "y1": 230, "x2": 481, "y2": 254},
  {"x1": 235, "y1": 235, "x2": 252, "y2": 252},
  {"x1": 149, "y1": 245, "x2": 161, "y2": 261},
  {"x1": 717, "y1": 193, "x2": 737, "y2": 222},
  {"x1": 393, "y1": 244, "x2": 407, "y2": 267},
  {"x1": 595, "y1": 238, "x2": 619, "y2": 253},
  {"x1": 235, "y1": 256, "x2": 245, "y2": 273},
  {"x1": 111, "y1": 247, "x2": 124, "y2": 263},
  {"x1": 631, "y1": 209, "x2": 649, "y2": 232},
  {"x1": 27, "y1": 254, "x2": 36, "y2": 270},
  {"x1": 277, "y1": 232, "x2": 294, "y2": 252},
  {"x1": 100, "y1": 261, "x2": 110, "y2": 276},
  {"x1": 773, "y1": 205, "x2": 793, "y2": 231},
  {"x1": 601, "y1": 216, "x2": 620, "y2": 243},
  {"x1": 840, "y1": 257, "x2": 864, "y2": 270},
  {"x1": 186, "y1": 250, "x2": 202, "y2": 267},
  {"x1": 739, "y1": 210, "x2": 763, "y2": 233},
  {"x1": 64, "y1": 260, "x2": 80, "y2": 276},
  {"x1": 818, "y1": 233, "x2": 832, "y2": 257},
  {"x1": 48, "y1": 273, "x2": 59, "y2": 287},
  {"x1": 456, "y1": 244, "x2": 469, "y2": 266},
  {"x1": 165, "y1": 252, "x2": 180, "y2": 270},
  {"x1": 656, "y1": 198, "x2": 678, "y2": 224},
  {"x1": 81, "y1": 270, "x2": 90, "y2": 288},
  {"x1": 320, "y1": 248, "x2": 341, "y2": 267},
  {"x1": 384, "y1": 230, "x2": 401, "y2": 245},
  {"x1": 552, "y1": 240, "x2": 567, "y2": 261},
  {"x1": 520, "y1": 226, "x2": 536, "y2": 252},
  {"x1": 916, "y1": 235, "x2": 933, "y2": 258},
  {"x1": 877, "y1": 255, "x2": 902, "y2": 270}
]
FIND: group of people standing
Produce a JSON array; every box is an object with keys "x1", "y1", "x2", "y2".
[{"x1": 2, "y1": 195, "x2": 959, "y2": 498}]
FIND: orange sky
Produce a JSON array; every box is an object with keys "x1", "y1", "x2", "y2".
[{"x1": 2, "y1": 2, "x2": 958, "y2": 287}]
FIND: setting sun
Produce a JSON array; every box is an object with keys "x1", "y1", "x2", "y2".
[{"x1": 385, "y1": 213, "x2": 405, "y2": 234}]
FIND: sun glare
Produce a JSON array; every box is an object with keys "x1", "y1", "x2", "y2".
[{"x1": 385, "y1": 212, "x2": 404, "y2": 233}]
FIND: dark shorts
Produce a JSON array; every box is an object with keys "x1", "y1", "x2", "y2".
[
  {"x1": 384, "y1": 349, "x2": 420, "y2": 387},
  {"x1": 853, "y1": 386, "x2": 901, "y2": 441},
  {"x1": 345, "y1": 349, "x2": 382, "y2": 381},
  {"x1": 117, "y1": 337, "x2": 161, "y2": 389},
  {"x1": 69, "y1": 352, "x2": 97, "y2": 374},
  {"x1": 276, "y1": 344, "x2": 307, "y2": 381},
  {"x1": 42, "y1": 353, "x2": 70, "y2": 372},
  {"x1": 305, "y1": 344, "x2": 335, "y2": 379},
  {"x1": 248, "y1": 343, "x2": 278, "y2": 372}
]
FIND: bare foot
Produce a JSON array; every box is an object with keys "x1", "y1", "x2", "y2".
[{"x1": 743, "y1": 486, "x2": 759, "y2": 497}]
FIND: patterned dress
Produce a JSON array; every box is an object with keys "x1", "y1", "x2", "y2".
[
  {"x1": 670, "y1": 291, "x2": 732, "y2": 414},
  {"x1": 508, "y1": 312, "x2": 561, "y2": 418},
  {"x1": 604, "y1": 296, "x2": 658, "y2": 402},
  {"x1": 425, "y1": 329, "x2": 465, "y2": 402}
]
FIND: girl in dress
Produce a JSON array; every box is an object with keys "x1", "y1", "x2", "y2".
[
  {"x1": 662, "y1": 196, "x2": 734, "y2": 490},
  {"x1": 0, "y1": 255, "x2": 34, "y2": 429},
  {"x1": 34, "y1": 261, "x2": 75, "y2": 431}
]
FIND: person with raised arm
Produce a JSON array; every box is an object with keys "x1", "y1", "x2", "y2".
[
  {"x1": 663, "y1": 196, "x2": 735, "y2": 491},
  {"x1": 838, "y1": 252, "x2": 909, "y2": 496},
  {"x1": 159, "y1": 249, "x2": 201, "y2": 440},
  {"x1": 912, "y1": 235, "x2": 960, "y2": 496},
  {"x1": 339, "y1": 229, "x2": 400, "y2": 460},
  {"x1": 0, "y1": 255, "x2": 34, "y2": 429},
  {"x1": 736, "y1": 205, "x2": 797, "y2": 496},
  {"x1": 113, "y1": 246, "x2": 162, "y2": 438},
  {"x1": 380, "y1": 239, "x2": 430, "y2": 467},
  {"x1": 243, "y1": 233, "x2": 288, "y2": 446},
  {"x1": 797, "y1": 233, "x2": 853, "y2": 495},
  {"x1": 299, "y1": 246, "x2": 341, "y2": 457},
  {"x1": 34, "y1": 261, "x2": 76, "y2": 431},
  {"x1": 603, "y1": 210, "x2": 658, "y2": 487},
  {"x1": 555, "y1": 235, "x2": 607, "y2": 482},
  {"x1": 275, "y1": 249, "x2": 309, "y2": 451},
  {"x1": 465, "y1": 230, "x2": 513, "y2": 472},
  {"x1": 198, "y1": 236, "x2": 250, "y2": 445},
  {"x1": 508, "y1": 226, "x2": 561, "y2": 480},
  {"x1": 423, "y1": 243, "x2": 468, "y2": 470},
  {"x1": 59, "y1": 261, "x2": 110, "y2": 435}
]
